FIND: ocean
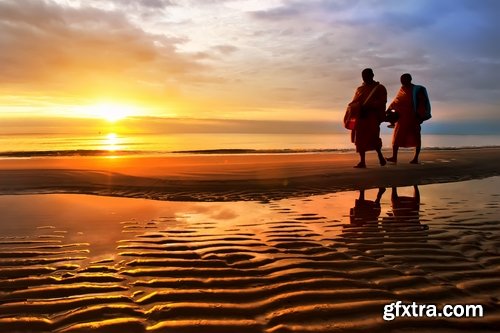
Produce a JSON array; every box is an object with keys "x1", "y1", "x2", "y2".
[{"x1": 1, "y1": 132, "x2": 500, "y2": 156}]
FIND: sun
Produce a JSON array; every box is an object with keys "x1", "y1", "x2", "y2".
[
  {"x1": 78, "y1": 102, "x2": 138, "y2": 122},
  {"x1": 93, "y1": 103, "x2": 136, "y2": 122}
]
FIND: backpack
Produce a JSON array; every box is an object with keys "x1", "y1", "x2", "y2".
[{"x1": 413, "y1": 85, "x2": 431, "y2": 121}]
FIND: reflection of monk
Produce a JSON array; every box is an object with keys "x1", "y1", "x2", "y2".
[
  {"x1": 350, "y1": 188, "x2": 386, "y2": 225},
  {"x1": 382, "y1": 185, "x2": 428, "y2": 245},
  {"x1": 391, "y1": 185, "x2": 420, "y2": 223}
]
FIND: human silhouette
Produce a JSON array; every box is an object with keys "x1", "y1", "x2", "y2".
[
  {"x1": 378, "y1": 185, "x2": 429, "y2": 246},
  {"x1": 346, "y1": 68, "x2": 387, "y2": 168},
  {"x1": 386, "y1": 73, "x2": 431, "y2": 164},
  {"x1": 349, "y1": 188, "x2": 386, "y2": 225},
  {"x1": 390, "y1": 185, "x2": 421, "y2": 223},
  {"x1": 344, "y1": 186, "x2": 429, "y2": 255}
]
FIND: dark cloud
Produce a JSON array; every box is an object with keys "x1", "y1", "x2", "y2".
[
  {"x1": 84, "y1": 0, "x2": 176, "y2": 10},
  {"x1": 212, "y1": 44, "x2": 238, "y2": 55},
  {"x1": 119, "y1": 117, "x2": 346, "y2": 134},
  {"x1": 250, "y1": 0, "x2": 358, "y2": 21},
  {"x1": 134, "y1": 0, "x2": 175, "y2": 8},
  {"x1": 250, "y1": 6, "x2": 302, "y2": 21},
  {"x1": 179, "y1": 0, "x2": 234, "y2": 5}
]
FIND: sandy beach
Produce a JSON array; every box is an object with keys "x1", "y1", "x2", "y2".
[
  {"x1": 1, "y1": 147, "x2": 499, "y2": 201},
  {"x1": 0, "y1": 148, "x2": 499, "y2": 332}
]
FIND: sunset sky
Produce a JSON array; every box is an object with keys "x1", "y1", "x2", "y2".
[{"x1": 1, "y1": 0, "x2": 499, "y2": 134}]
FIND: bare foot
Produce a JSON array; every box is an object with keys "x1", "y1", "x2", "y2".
[
  {"x1": 354, "y1": 162, "x2": 366, "y2": 168},
  {"x1": 386, "y1": 157, "x2": 397, "y2": 163}
]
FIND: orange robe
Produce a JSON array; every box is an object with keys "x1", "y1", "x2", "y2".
[
  {"x1": 388, "y1": 85, "x2": 424, "y2": 147},
  {"x1": 348, "y1": 82, "x2": 387, "y2": 152}
]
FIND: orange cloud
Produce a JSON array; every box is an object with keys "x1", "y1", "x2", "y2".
[{"x1": 0, "y1": 0, "x2": 209, "y2": 110}]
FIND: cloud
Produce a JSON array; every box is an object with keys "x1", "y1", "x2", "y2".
[
  {"x1": 6, "y1": 114, "x2": 497, "y2": 136},
  {"x1": 246, "y1": 0, "x2": 500, "y2": 110},
  {"x1": 0, "y1": 0, "x2": 208, "y2": 103},
  {"x1": 124, "y1": 0, "x2": 175, "y2": 8},
  {"x1": 212, "y1": 44, "x2": 238, "y2": 55},
  {"x1": 250, "y1": 0, "x2": 358, "y2": 21},
  {"x1": 0, "y1": 0, "x2": 499, "y2": 133},
  {"x1": 61, "y1": 0, "x2": 176, "y2": 10}
]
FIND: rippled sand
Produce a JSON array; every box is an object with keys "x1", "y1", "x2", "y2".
[{"x1": 0, "y1": 178, "x2": 499, "y2": 332}]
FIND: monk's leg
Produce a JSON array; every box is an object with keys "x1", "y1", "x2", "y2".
[
  {"x1": 413, "y1": 185, "x2": 420, "y2": 201},
  {"x1": 375, "y1": 187, "x2": 386, "y2": 204},
  {"x1": 387, "y1": 145, "x2": 398, "y2": 163},
  {"x1": 359, "y1": 190, "x2": 365, "y2": 200},
  {"x1": 410, "y1": 136, "x2": 421, "y2": 164},
  {"x1": 376, "y1": 148, "x2": 386, "y2": 166},
  {"x1": 410, "y1": 146, "x2": 420, "y2": 164},
  {"x1": 355, "y1": 151, "x2": 366, "y2": 168},
  {"x1": 391, "y1": 187, "x2": 398, "y2": 200}
]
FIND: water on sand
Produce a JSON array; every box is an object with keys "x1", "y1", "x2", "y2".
[{"x1": 0, "y1": 177, "x2": 499, "y2": 332}]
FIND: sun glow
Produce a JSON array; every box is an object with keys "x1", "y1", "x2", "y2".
[
  {"x1": 103, "y1": 132, "x2": 120, "y2": 151},
  {"x1": 75, "y1": 103, "x2": 139, "y2": 122}
]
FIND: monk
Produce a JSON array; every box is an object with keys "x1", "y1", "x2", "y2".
[
  {"x1": 347, "y1": 68, "x2": 387, "y2": 168},
  {"x1": 386, "y1": 73, "x2": 430, "y2": 164}
]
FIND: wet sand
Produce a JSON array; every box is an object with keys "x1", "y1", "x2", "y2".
[
  {"x1": 0, "y1": 147, "x2": 499, "y2": 201},
  {"x1": 0, "y1": 178, "x2": 499, "y2": 332},
  {"x1": 0, "y1": 149, "x2": 499, "y2": 332}
]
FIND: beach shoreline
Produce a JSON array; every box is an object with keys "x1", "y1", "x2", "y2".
[{"x1": 1, "y1": 147, "x2": 499, "y2": 201}]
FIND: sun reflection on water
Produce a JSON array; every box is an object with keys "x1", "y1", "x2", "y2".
[{"x1": 103, "y1": 133, "x2": 120, "y2": 152}]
